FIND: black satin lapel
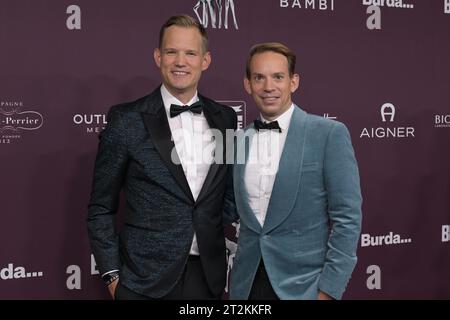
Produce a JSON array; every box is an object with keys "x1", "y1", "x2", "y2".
[{"x1": 142, "y1": 108, "x2": 194, "y2": 203}]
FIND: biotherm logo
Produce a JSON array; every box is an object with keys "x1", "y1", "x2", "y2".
[{"x1": 435, "y1": 115, "x2": 450, "y2": 128}]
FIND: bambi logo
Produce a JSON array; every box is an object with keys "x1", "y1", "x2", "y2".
[
  {"x1": 380, "y1": 103, "x2": 395, "y2": 122},
  {"x1": 193, "y1": 0, "x2": 239, "y2": 30}
]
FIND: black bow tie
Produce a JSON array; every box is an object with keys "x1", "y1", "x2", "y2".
[
  {"x1": 170, "y1": 101, "x2": 203, "y2": 118},
  {"x1": 254, "y1": 119, "x2": 282, "y2": 132}
]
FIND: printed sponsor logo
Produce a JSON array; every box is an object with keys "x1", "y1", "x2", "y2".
[
  {"x1": 323, "y1": 113, "x2": 337, "y2": 120},
  {"x1": 73, "y1": 114, "x2": 107, "y2": 134},
  {"x1": 442, "y1": 225, "x2": 449, "y2": 242},
  {"x1": 362, "y1": 0, "x2": 414, "y2": 9},
  {"x1": 0, "y1": 263, "x2": 43, "y2": 280},
  {"x1": 360, "y1": 103, "x2": 415, "y2": 139},
  {"x1": 280, "y1": 0, "x2": 335, "y2": 11},
  {"x1": 361, "y1": 231, "x2": 412, "y2": 247},
  {"x1": 218, "y1": 100, "x2": 246, "y2": 129},
  {"x1": 0, "y1": 101, "x2": 44, "y2": 144},
  {"x1": 194, "y1": 0, "x2": 239, "y2": 30},
  {"x1": 434, "y1": 115, "x2": 450, "y2": 128}
]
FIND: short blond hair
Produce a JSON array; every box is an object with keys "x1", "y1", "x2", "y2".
[{"x1": 159, "y1": 14, "x2": 209, "y2": 53}]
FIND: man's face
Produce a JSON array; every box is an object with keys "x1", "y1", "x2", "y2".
[
  {"x1": 154, "y1": 26, "x2": 211, "y2": 102},
  {"x1": 244, "y1": 51, "x2": 299, "y2": 120}
]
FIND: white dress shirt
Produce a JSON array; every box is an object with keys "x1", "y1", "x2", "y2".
[
  {"x1": 161, "y1": 85, "x2": 214, "y2": 255},
  {"x1": 244, "y1": 104, "x2": 294, "y2": 227}
]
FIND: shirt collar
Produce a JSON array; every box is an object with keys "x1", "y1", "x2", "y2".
[
  {"x1": 160, "y1": 84, "x2": 199, "y2": 114},
  {"x1": 260, "y1": 103, "x2": 294, "y2": 131}
]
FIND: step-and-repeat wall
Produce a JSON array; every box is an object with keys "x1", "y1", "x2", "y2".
[{"x1": 1, "y1": 0, "x2": 449, "y2": 299}]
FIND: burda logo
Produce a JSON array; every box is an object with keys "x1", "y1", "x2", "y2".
[
  {"x1": 194, "y1": 0, "x2": 239, "y2": 30},
  {"x1": 360, "y1": 103, "x2": 415, "y2": 138},
  {"x1": 0, "y1": 101, "x2": 44, "y2": 144},
  {"x1": 362, "y1": 0, "x2": 414, "y2": 9},
  {"x1": 73, "y1": 114, "x2": 107, "y2": 133},
  {"x1": 280, "y1": 0, "x2": 335, "y2": 10},
  {"x1": 0, "y1": 263, "x2": 43, "y2": 280},
  {"x1": 361, "y1": 231, "x2": 412, "y2": 247},
  {"x1": 366, "y1": 265, "x2": 381, "y2": 290},
  {"x1": 218, "y1": 100, "x2": 246, "y2": 129},
  {"x1": 66, "y1": 254, "x2": 99, "y2": 290}
]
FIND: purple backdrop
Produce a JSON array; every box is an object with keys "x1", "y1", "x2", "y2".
[{"x1": 1, "y1": 0, "x2": 449, "y2": 299}]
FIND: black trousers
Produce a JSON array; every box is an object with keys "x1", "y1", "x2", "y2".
[
  {"x1": 248, "y1": 260, "x2": 279, "y2": 300},
  {"x1": 114, "y1": 255, "x2": 220, "y2": 300}
]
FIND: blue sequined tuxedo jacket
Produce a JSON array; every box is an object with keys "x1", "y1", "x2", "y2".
[{"x1": 87, "y1": 87, "x2": 237, "y2": 298}]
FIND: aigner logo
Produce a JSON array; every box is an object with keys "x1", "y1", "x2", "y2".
[
  {"x1": 360, "y1": 103, "x2": 415, "y2": 139},
  {"x1": 194, "y1": 0, "x2": 238, "y2": 30}
]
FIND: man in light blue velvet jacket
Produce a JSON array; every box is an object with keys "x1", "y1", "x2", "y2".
[{"x1": 228, "y1": 42, "x2": 362, "y2": 300}]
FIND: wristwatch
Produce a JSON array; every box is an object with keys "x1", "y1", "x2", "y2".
[{"x1": 102, "y1": 272, "x2": 119, "y2": 286}]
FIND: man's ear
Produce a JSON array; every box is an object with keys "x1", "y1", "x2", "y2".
[
  {"x1": 244, "y1": 77, "x2": 252, "y2": 95},
  {"x1": 154, "y1": 48, "x2": 161, "y2": 68},
  {"x1": 290, "y1": 73, "x2": 300, "y2": 93},
  {"x1": 201, "y1": 51, "x2": 212, "y2": 71}
]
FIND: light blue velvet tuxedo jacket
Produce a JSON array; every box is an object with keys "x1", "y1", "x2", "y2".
[{"x1": 229, "y1": 106, "x2": 362, "y2": 300}]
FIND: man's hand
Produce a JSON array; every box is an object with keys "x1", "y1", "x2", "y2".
[
  {"x1": 317, "y1": 290, "x2": 334, "y2": 300},
  {"x1": 108, "y1": 278, "x2": 119, "y2": 299}
]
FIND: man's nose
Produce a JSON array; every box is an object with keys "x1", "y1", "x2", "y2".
[
  {"x1": 263, "y1": 79, "x2": 275, "y2": 92},
  {"x1": 174, "y1": 52, "x2": 187, "y2": 66}
]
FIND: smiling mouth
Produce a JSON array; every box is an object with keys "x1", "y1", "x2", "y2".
[
  {"x1": 262, "y1": 96, "x2": 279, "y2": 102},
  {"x1": 172, "y1": 71, "x2": 189, "y2": 76}
]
